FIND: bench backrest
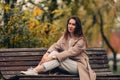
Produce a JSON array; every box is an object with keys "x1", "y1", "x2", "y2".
[{"x1": 0, "y1": 48, "x2": 112, "y2": 79}]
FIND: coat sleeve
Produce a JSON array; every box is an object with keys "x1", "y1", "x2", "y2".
[
  {"x1": 47, "y1": 36, "x2": 63, "y2": 53},
  {"x1": 55, "y1": 39, "x2": 86, "y2": 62}
]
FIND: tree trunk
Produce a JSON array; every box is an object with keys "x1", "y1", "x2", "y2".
[{"x1": 98, "y1": 10, "x2": 117, "y2": 71}]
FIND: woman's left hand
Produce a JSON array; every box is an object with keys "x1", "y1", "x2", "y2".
[
  {"x1": 44, "y1": 56, "x2": 53, "y2": 62},
  {"x1": 40, "y1": 56, "x2": 53, "y2": 64}
]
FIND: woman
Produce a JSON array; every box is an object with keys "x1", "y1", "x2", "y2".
[{"x1": 20, "y1": 16, "x2": 96, "y2": 80}]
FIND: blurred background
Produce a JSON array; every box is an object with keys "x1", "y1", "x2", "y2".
[{"x1": 0, "y1": 0, "x2": 120, "y2": 75}]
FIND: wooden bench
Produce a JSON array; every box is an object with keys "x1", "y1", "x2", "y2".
[{"x1": 0, "y1": 47, "x2": 120, "y2": 80}]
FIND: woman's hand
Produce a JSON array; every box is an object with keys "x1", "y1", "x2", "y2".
[
  {"x1": 44, "y1": 56, "x2": 52, "y2": 62},
  {"x1": 39, "y1": 53, "x2": 52, "y2": 64}
]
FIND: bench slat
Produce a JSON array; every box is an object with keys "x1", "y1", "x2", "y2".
[
  {"x1": 0, "y1": 66, "x2": 32, "y2": 71},
  {"x1": 0, "y1": 56, "x2": 107, "y2": 61},
  {"x1": 0, "y1": 52, "x2": 43, "y2": 57},
  {"x1": 0, "y1": 56, "x2": 41, "y2": 61},
  {"x1": 0, "y1": 61, "x2": 39, "y2": 67}
]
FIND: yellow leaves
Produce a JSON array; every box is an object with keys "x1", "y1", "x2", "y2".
[
  {"x1": 88, "y1": 2, "x2": 96, "y2": 10},
  {"x1": 40, "y1": 37, "x2": 49, "y2": 46},
  {"x1": 52, "y1": 9, "x2": 62, "y2": 14},
  {"x1": 39, "y1": 23, "x2": 48, "y2": 34},
  {"x1": 24, "y1": 10, "x2": 30, "y2": 15},
  {"x1": 8, "y1": 17, "x2": 13, "y2": 25},
  {"x1": 33, "y1": 6, "x2": 43, "y2": 17},
  {"x1": 0, "y1": 3, "x2": 3, "y2": 9},
  {"x1": 35, "y1": 20, "x2": 40, "y2": 25},
  {"x1": 7, "y1": 15, "x2": 20, "y2": 26},
  {"x1": 29, "y1": 23, "x2": 35, "y2": 30},
  {"x1": 29, "y1": 18, "x2": 34, "y2": 22},
  {"x1": 22, "y1": 16, "x2": 26, "y2": 20},
  {"x1": 8, "y1": 20, "x2": 12, "y2": 25},
  {"x1": 28, "y1": 18, "x2": 40, "y2": 30},
  {"x1": 84, "y1": 17, "x2": 93, "y2": 28},
  {"x1": 4, "y1": 4, "x2": 10, "y2": 12},
  {"x1": 52, "y1": 9, "x2": 64, "y2": 18},
  {"x1": 23, "y1": 7, "x2": 42, "y2": 31}
]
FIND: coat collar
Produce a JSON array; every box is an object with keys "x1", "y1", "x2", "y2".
[
  {"x1": 61, "y1": 35, "x2": 83, "y2": 46},
  {"x1": 67, "y1": 36, "x2": 82, "y2": 47}
]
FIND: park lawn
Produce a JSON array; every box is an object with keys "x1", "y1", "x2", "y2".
[{"x1": 109, "y1": 63, "x2": 120, "y2": 74}]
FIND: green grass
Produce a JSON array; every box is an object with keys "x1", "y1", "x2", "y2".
[{"x1": 109, "y1": 62, "x2": 120, "y2": 74}]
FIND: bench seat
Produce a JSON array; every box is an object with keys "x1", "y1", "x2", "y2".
[{"x1": 0, "y1": 47, "x2": 120, "y2": 80}]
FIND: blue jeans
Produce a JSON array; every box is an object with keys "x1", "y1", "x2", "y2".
[{"x1": 42, "y1": 51, "x2": 78, "y2": 74}]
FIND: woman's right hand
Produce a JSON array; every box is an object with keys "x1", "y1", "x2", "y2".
[{"x1": 39, "y1": 53, "x2": 49, "y2": 64}]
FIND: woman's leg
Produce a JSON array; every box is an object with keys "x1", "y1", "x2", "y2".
[
  {"x1": 20, "y1": 51, "x2": 60, "y2": 75},
  {"x1": 59, "y1": 58, "x2": 78, "y2": 74},
  {"x1": 34, "y1": 51, "x2": 60, "y2": 72},
  {"x1": 34, "y1": 58, "x2": 78, "y2": 74},
  {"x1": 40, "y1": 59, "x2": 60, "y2": 72},
  {"x1": 20, "y1": 51, "x2": 78, "y2": 75}
]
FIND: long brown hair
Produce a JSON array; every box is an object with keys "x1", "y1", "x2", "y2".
[
  {"x1": 64, "y1": 16, "x2": 83, "y2": 39},
  {"x1": 64, "y1": 16, "x2": 88, "y2": 47}
]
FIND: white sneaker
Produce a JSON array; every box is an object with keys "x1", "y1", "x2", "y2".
[{"x1": 20, "y1": 67, "x2": 38, "y2": 75}]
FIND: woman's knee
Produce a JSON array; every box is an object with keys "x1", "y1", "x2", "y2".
[
  {"x1": 48, "y1": 51, "x2": 59, "y2": 57},
  {"x1": 42, "y1": 60, "x2": 60, "y2": 72}
]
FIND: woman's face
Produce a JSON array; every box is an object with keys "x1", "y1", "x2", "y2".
[{"x1": 68, "y1": 19, "x2": 76, "y2": 34}]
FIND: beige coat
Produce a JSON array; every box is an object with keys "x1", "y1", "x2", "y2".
[{"x1": 47, "y1": 36, "x2": 96, "y2": 80}]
